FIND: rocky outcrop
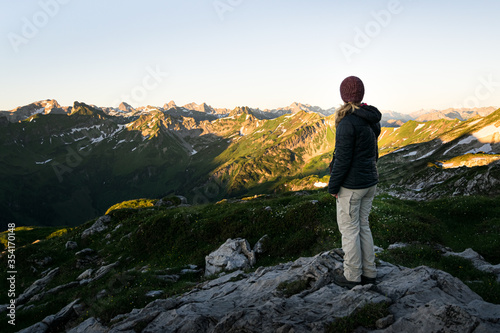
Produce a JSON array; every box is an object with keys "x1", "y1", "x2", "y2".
[
  {"x1": 17, "y1": 299, "x2": 80, "y2": 333},
  {"x1": 81, "y1": 215, "x2": 112, "y2": 239},
  {"x1": 65, "y1": 250, "x2": 500, "y2": 333},
  {"x1": 17, "y1": 267, "x2": 59, "y2": 305},
  {"x1": 443, "y1": 248, "x2": 500, "y2": 282},
  {"x1": 204, "y1": 238, "x2": 256, "y2": 277}
]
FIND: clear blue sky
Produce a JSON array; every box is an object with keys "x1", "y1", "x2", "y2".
[{"x1": 1, "y1": 0, "x2": 499, "y2": 113}]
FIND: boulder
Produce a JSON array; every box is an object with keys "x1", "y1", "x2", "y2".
[
  {"x1": 65, "y1": 241, "x2": 78, "y2": 250},
  {"x1": 205, "y1": 238, "x2": 256, "y2": 277}
]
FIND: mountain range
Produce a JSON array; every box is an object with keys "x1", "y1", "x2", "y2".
[
  {"x1": 381, "y1": 106, "x2": 497, "y2": 126},
  {"x1": 1, "y1": 100, "x2": 499, "y2": 229}
]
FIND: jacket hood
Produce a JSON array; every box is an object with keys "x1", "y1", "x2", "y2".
[{"x1": 353, "y1": 104, "x2": 382, "y2": 124}]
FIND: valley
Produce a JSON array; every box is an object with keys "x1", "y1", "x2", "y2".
[{"x1": 1, "y1": 100, "x2": 499, "y2": 229}]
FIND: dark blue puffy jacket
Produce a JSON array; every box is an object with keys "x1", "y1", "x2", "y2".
[{"x1": 328, "y1": 105, "x2": 381, "y2": 194}]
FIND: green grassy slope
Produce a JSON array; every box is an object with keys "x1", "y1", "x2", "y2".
[{"x1": 1, "y1": 192, "x2": 499, "y2": 332}]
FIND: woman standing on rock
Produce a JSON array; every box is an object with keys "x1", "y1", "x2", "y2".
[{"x1": 328, "y1": 76, "x2": 382, "y2": 288}]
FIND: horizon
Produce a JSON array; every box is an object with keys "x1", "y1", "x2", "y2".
[
  {"x1": 2, "y1": 97, "x2": 499, "y2": 116},
  {"x1": 1, "y1": 1, "x2": 500, "y2": 114}
]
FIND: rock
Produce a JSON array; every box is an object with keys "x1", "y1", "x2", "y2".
[
  {"x1": 253, "y1": 235, "x2": 269, "y2": 254},
  {"x1": 113, "y1": 224, "x2": 122, "y2": 232},
  {"x1": 205, "y1": 238, "x2": 256, "y2": 277},
  {"x1": 264, "y1": 206, "x2": 272, "y2": 211},
  {"x1": 310, "y1": 200, "x2": 319, "y2": 204},
  {"x1": 145, "y1": 290, "x2": 164, "y2": 297},
  {"x1": 81, "y1": 215, "x2": 111, "y2": 239},
  {"x1": 102, "y1": 250, "x2": 500, "y2": 333},
  {"x1": 79, "y1": 279, "x2": 91, "y2": 286},
  {"x1": 155, "y1": 199, "x2": 174, "y2": 207},
  {"x1": 67, "y1": 317, "x2": 108, "y2": 333},
  {"x1": 376, "y1": 314, "x2": 395, "y2": 329},
  {"x1": 17, "y1": 267, "x2": 59, "y2": 305},
  {"x1": 65, "y1": 241, "x2": 78, "y2": 250},
  {"x1": 156, "y1": 275, "x2": 180, "y2": 282},
  {"x1": 96, "y1": 289, "x2": 109, "y2": 300},
  {"x1": 105, "y1": 233, "x2": 112, "y2": 239},
  {"x1": 17, "y1": 322, "x2": 49, "y2": 333},
  {"x1": 92, "y1": 262, "x2": 119, "y2": 281},
  {"x1": 180, "y1": 268, "x2": 201, "y2": 275},
  {"x1": 176, "y1": 195, "x2": 188, "y2": 204},
  {"x1": 387, "y1": 243, "x2": 408, "y2": 250},
  {"x1": 18, "y1": 299, "x2": 80, "y2": 333},
  {"x1": 77, "y1": 268, "x2": 94, "y2": 281},
  {"x1": 443, "y1": 248, "x2": 500, "y2": 282},
  {"x1": 75, "y1": 248, "x2": 95, "y2": 257},
  {"x1": 34, "y1": 256, "x2": 53, "y2": 266},
  {"x1": 120, "y1": 233, "x2": 132, "y2": 241},
  {"x1": 30, "y1": 281, "x2": 79, "y2": 302}
]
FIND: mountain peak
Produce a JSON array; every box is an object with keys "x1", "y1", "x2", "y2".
[
  {"x1": 183, "y1": 102, "x2": 214, "y2": 113},
  {"x1": 118, "y1": 102, "x2": 134, "y2": 113},
  {"x1": 71, "y1": 101, "x2": 108, "y2": 119},
  {"x1": 164, "y1": 100, "x2": 177, "y2": 110}
]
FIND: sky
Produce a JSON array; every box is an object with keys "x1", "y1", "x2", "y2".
[{"x1": 1, "y1": 0, "x2": 499, "y2": 114}]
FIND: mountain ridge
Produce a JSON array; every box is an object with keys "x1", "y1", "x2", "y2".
[{"x1": 1, "y1": 100, "x2": 499, "y2": 229}]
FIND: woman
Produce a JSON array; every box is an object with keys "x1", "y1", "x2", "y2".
[{"x1": 328, "y1": 76, "x2": 382, "y2": 288}]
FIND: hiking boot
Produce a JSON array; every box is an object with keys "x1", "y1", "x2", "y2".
[
  {"x1": 361, "y1": 276, "x2": 376, "y2": 285},
  {"x1": 333, "y1": 274, "x2": 361, "y2": 289}
]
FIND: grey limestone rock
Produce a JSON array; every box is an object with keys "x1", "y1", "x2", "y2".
[
  {"x1": 18, "y1": 299, "x2": 80, "y2": 333},
  {"x1": 65, "y1": 241, "x2": 78, "y2": 250},
  {"x1": 103, "y1": 251, "x2": 500, "y2": 333},
  {"x1": 205, "y1": 238, "x2": 256, "y2": 277},
  {"x1": 443, "y1": 248, "x2": 500, "y2": 282},
  {"x1": 253, "y1": 235, "x2": 268, "y2": 254},
  {"x1": 92, "y1": 261, "x2": 120, "y2": 281},
  {"x1": 81, "y1": 215, "x2": 112, "y2": 239},
  {"x1": 67, "y1": 317, "x2": 108, "y2": 333},
  {"x1": 17, "y1": 267, "x2": 59, "y2": 305}
]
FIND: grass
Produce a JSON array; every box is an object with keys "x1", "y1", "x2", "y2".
[
  {"x1": 276, "y1": 278, "x2": 312, "y2": 297},
  {"x1": 325, "y1": 302, "x2": 391, "y2": 333},
  {"x1": 0, "y1": 192, "x2": 499, "y2": 332}
]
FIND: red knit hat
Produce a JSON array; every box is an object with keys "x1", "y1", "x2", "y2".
[{"x1": 340, "y1": 76, "x2": 365, "y2": 103}]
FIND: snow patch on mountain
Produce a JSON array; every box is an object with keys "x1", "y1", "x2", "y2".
[
  {"x1": 402, "y1": 151, "x2": 417, "y2": 157},
  {"x1": 465, "y1": 143, "x2": 493, "y2": 154},
  {"x1": 35, "y1": 159, "x2": 53, "y2": 165},
  {"x1": 474, "y1": 124, "x2": 500, "y2": 140}
]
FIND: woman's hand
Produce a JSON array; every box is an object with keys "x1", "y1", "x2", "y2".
[{"x1": 331, "y1": 194, "x2": 338, "y2": 199}]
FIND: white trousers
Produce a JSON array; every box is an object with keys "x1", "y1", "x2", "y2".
[{"x1": 336, "y1": 185, "x2": 377, "y2": 282}]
